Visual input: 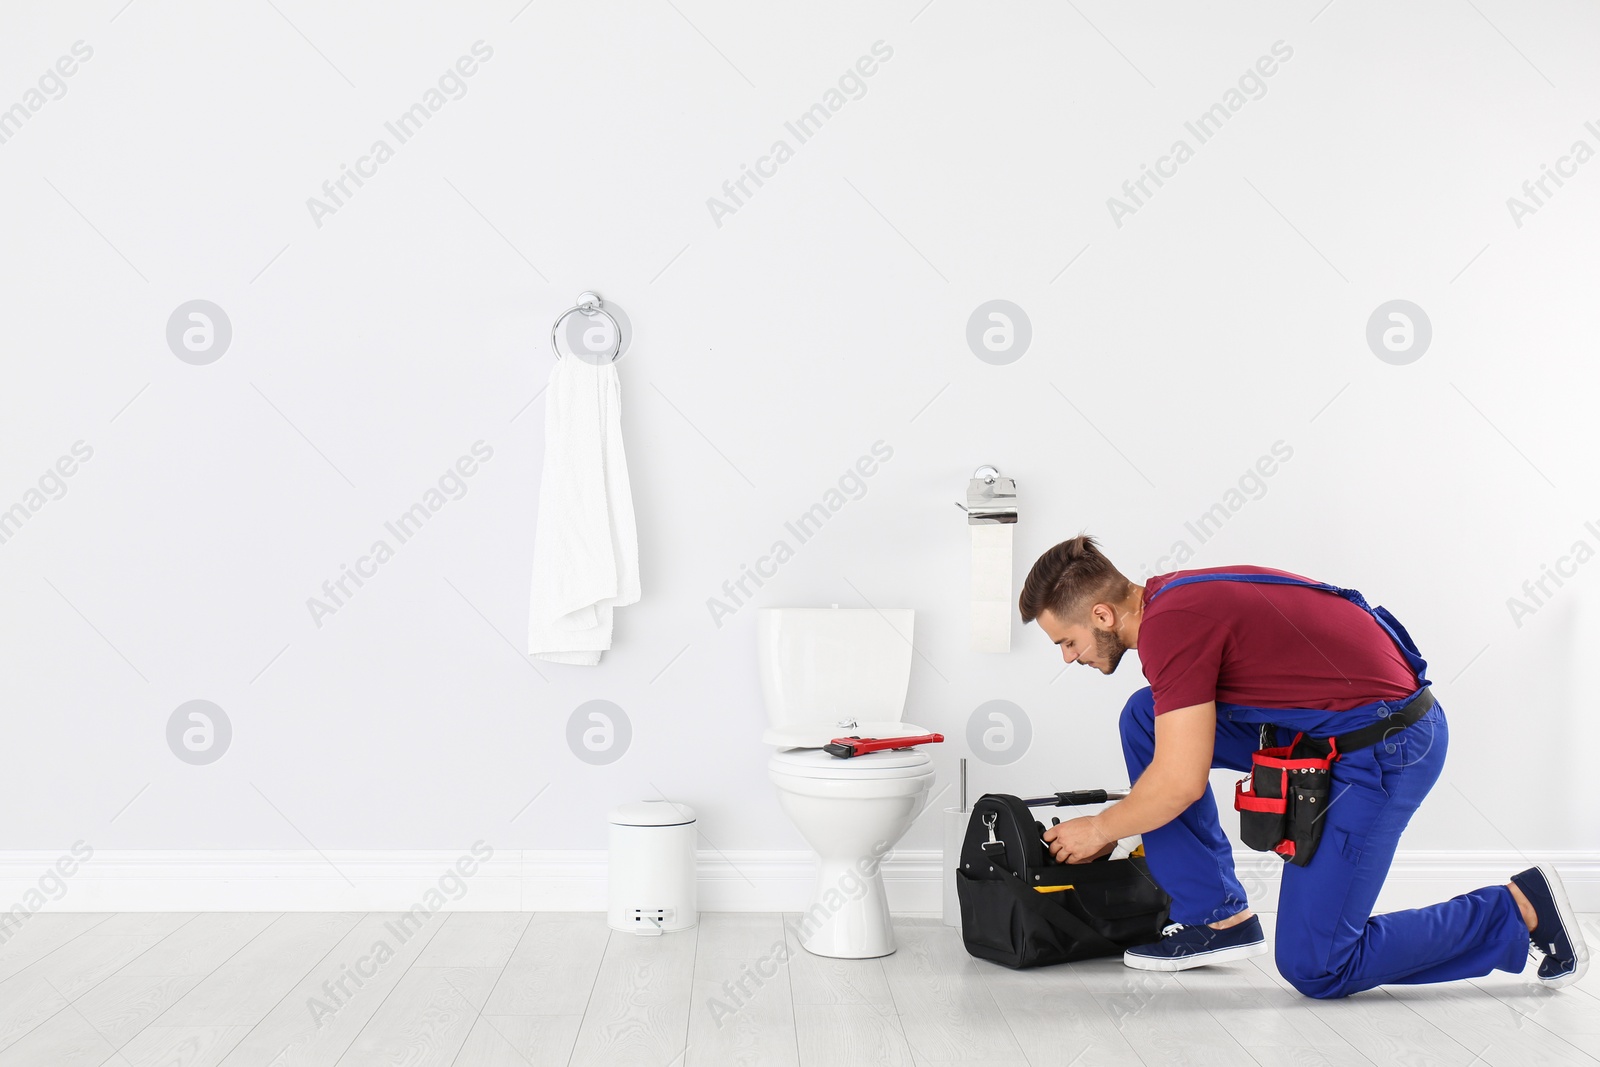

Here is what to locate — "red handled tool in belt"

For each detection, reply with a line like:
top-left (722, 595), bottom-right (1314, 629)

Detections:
top-left (823, 733), bottom-right (944, 758)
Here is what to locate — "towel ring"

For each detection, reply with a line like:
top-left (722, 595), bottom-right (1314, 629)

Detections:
top-left (551, 291), bottom-right (623, 363)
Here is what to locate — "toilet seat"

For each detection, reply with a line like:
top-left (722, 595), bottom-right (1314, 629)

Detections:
top-left (763, 720), bottom-right (933, 749)
top-left (768, 747), bottom-right (932, 780)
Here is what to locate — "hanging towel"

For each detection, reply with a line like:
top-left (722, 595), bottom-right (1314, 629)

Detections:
top-left (527, 354), bottom-right (639, 665)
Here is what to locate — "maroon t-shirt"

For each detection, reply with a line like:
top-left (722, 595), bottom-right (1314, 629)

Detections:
top-left (1138, 565), bottom-right (1419, 714)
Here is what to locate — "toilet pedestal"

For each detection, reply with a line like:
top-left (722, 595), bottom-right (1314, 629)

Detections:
top-left (793, 855), bottom-right (898, 959)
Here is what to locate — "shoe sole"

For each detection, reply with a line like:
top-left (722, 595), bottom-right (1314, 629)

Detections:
top-left (1531, 863), bottom-right (1590, 989)
top-left (1123, 938), bottom-right (1269, 972)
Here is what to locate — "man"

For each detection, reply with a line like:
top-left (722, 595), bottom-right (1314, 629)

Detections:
top-left (1023, 535), bottom-right (1588, 998)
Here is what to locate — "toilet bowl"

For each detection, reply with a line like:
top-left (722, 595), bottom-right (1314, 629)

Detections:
top-left (757, 607), bottom-right (936, 959)
top-left (768, 748), bottom-right (933, 958)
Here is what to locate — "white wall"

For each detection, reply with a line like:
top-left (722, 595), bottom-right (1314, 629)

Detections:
top-left (2, 0), bottom-right (1597, 898)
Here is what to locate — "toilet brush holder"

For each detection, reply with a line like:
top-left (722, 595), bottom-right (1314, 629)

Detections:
top-left (943, 805), bottom-right (967, 927)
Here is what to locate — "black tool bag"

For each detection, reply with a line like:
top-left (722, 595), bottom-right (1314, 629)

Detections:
top-left (955, 793), bottom-right (1171, 969)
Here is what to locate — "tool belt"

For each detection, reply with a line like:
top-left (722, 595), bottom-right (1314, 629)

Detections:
top-left (1233, 687), bottom-right (1436, 867)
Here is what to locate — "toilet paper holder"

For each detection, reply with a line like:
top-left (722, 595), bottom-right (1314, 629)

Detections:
top-left (955, 465), bottom-right (1017, 524)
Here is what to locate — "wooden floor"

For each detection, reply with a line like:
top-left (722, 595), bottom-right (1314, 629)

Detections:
top-left (0, 910), bottom-right (1593, 1066)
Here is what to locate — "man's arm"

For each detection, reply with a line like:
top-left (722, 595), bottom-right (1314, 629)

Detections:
top-left (1044, 701), bottom-right (1216, 862)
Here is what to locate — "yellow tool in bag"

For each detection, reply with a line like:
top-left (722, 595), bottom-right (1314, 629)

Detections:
top-left (1032, 844), bottom-right (1143, 891)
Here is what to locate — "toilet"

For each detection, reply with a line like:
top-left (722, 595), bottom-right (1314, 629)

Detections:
top-left (758, 607), bottom-right (936, 959)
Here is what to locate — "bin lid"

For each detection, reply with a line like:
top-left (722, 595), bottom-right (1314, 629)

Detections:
top-left (609, 801), bottom-right (696, 827)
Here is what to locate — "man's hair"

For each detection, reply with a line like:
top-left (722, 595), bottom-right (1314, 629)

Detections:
top-left (1018, 534), bottom-right (1133, 624)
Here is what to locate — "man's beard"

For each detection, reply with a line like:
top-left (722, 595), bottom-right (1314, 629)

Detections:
top-left (1093, 626), bottom-right (1128, 672)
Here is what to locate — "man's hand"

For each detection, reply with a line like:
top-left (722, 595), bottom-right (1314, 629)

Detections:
top-left (1042, 815), bottom-right (1115, 864)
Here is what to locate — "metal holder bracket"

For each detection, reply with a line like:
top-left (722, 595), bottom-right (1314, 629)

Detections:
top-left (551, 290), bottom-right (623, 362)
top-left (955, 465), bottom-right (1018, 525)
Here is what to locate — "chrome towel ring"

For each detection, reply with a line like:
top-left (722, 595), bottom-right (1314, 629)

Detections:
top-left (551, 291), bottom-right (623, 363)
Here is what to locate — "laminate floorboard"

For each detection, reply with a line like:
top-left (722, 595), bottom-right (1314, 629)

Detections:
top-left (0, 910), bottom-right (1581, 1067)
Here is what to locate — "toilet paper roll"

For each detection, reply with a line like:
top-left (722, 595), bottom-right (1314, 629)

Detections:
top-left (970, 523), bottom-right (1013, 653)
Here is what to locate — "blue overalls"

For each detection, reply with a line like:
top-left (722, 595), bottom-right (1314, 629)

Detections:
top-left (1118, 572), bottom-right (1529, 998)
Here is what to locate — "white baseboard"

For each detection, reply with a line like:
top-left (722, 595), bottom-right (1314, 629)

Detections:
top-left (0, 849), bottom-right (1594, 915)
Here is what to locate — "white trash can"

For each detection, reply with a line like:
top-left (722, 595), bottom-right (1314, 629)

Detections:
top-left (607, 801), bottom-right (698, 935)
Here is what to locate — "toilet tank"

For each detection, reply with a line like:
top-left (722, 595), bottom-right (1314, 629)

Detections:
top-left (757, 608), bottom-right (914, 730)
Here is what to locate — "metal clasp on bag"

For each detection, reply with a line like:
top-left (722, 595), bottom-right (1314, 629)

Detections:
top-left (979, 811), bottom-right (1006, 858)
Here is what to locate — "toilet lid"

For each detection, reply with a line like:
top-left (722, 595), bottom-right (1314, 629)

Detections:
top-left (769, 747), bottom-right (933, 780)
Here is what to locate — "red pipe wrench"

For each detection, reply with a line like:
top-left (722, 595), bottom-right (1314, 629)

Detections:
top-left (823, 733), bottom-right (945, 759)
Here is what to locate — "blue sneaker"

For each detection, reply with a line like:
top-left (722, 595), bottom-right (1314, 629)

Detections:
top-left (1124, 914), bottom-right (1269, 972)
top-left (1511, 864), bottom-right (1590, 988)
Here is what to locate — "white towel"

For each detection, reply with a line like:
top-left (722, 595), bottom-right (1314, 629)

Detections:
top-left (527, 355), bottom-right (640, 665)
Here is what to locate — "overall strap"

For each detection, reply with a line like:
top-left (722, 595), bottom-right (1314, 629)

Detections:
top-left (1146, 571), bottom-right (1353, 602)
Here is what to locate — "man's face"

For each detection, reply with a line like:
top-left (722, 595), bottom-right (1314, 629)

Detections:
top-left (1036, 606), bottom-right (1129, 674)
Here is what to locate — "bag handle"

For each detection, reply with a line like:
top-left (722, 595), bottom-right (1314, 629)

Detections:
top-left (991, 871), bottom-right (1125, 956)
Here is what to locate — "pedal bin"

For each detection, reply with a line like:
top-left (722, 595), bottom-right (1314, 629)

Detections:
top-left (607, 801), bottom-right (698, 935)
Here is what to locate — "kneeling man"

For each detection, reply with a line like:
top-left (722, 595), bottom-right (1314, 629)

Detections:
top-left (1026, 535), bottom-right (1587, 998)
